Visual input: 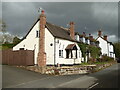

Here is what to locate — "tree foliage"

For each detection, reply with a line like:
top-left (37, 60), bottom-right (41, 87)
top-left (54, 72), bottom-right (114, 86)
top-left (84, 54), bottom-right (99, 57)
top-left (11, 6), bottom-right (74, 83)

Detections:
top-left (88, 45), bottom-right (101, 58)
top-left (78, 43), bottom-right (101, 59)
top-left (0, 20), bottom-right (6, 33)
top-left (78, 43), bottom-right (87, 57)
top-left (114, 42), bottom-right (120, 58)
top-left (13, 36), bottom-right (21, 45)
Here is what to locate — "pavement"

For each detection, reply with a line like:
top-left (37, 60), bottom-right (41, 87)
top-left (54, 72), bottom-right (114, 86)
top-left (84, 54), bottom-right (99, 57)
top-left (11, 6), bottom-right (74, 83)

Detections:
top-left (2, 63), bottom-right (120, 89)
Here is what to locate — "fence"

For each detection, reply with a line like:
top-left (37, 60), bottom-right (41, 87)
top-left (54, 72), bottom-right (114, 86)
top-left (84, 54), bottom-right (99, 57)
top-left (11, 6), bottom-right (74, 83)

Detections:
top-left (1, 49), bottom-right (34, 66)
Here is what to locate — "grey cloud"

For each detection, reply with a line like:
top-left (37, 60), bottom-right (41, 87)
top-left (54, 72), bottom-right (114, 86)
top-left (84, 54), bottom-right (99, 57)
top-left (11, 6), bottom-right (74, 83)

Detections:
top-left (2, 2), bottom-right (118, 42)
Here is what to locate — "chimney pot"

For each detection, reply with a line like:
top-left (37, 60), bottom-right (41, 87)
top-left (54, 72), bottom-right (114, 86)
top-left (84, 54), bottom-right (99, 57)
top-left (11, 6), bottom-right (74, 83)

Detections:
top-left (70, 21), bottom-right (74, 25)
top-left (98, 30), bottom-right (102, 37)
top-left (41, 10), bottom-right (44, 14)
top-left (104, 35), bottom-right (107, 41)
top-left (83, 32), bottom-right (86, 37)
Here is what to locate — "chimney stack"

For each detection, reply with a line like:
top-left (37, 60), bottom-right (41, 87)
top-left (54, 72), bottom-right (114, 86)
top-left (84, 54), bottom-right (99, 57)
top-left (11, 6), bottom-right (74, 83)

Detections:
top-left (69, 21), bottom-right (75, 40)
top-left (104, 35), bottom-right (107, 41)
top-left (37, 10), bottom-right (46, 67)
top-left (98, 30), bottom-right (102, 37)
top-left (83, 32), bottom-right (86, 37)
top-left (89, 34), bottom-right (91, 36)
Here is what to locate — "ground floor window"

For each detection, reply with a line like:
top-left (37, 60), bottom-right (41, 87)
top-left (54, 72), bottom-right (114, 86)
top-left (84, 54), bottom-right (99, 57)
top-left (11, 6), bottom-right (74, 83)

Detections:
top-left (110, 52), bottom-right (113, 57)
top-left (59, 50), bottom-right (63, 58)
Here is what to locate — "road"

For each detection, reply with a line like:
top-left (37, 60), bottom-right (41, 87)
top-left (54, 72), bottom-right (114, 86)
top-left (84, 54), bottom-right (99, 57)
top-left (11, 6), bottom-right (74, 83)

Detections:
top-left (2, 63), bottom-right (119, 89)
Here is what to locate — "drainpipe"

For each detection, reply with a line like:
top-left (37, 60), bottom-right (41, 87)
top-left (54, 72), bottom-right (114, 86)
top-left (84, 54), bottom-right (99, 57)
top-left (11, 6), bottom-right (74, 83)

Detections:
top-left (54, 37), bottom-right (56, 66)
top-left (107, 43), bottom-right (109, 57)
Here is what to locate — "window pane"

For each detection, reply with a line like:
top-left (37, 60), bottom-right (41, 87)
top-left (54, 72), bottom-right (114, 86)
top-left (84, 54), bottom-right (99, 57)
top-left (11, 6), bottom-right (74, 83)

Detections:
top-left (36, 31), bottom-right (39, 37)
top-left (59, 50), bottom-right (63, 58)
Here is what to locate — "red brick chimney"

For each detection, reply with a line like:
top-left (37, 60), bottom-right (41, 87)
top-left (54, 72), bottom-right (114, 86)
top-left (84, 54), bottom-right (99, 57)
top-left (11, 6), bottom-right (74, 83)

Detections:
top-left (98, 30), bottom-right (102, 37)
top-left (37, 10), bottom-right (46, 67)
top-left (104, 35), bottom-right (107, 41)
top-left (69, 22), bottom-right (75, 40)
top-left (89, 34), bottom-right (91, 36)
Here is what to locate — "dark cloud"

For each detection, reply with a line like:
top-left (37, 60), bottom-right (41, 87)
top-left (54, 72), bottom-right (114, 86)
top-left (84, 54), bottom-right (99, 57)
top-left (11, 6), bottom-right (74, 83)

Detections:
top-left (2, 2), bottom-right (118, 42)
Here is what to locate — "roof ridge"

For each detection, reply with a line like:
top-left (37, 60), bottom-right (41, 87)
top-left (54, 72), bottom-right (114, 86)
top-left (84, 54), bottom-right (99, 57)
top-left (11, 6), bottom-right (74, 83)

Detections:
top-left (46, 22), bottom-right (69, 32)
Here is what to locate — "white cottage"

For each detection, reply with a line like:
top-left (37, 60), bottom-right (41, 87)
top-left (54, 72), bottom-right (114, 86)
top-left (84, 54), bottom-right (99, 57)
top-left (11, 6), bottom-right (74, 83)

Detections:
top-left (13, 10), bottom-right (83, 66)
top-left (96, 30), bottom-right (115, 59)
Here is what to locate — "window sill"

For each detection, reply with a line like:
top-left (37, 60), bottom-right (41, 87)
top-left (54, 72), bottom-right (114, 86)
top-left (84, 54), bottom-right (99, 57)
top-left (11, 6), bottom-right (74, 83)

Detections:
top-left (65, 58), bottom-right (77, 59)
top-left (59, 57), bottom-right (64, 58)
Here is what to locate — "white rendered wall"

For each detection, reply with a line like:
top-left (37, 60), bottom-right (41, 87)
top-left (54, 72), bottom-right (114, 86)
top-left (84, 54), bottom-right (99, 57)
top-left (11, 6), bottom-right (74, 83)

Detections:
top-left (79, 37), bottom-right (85, 43)
top-left (75, 35), bottom-right (80, 41)
top-left (108, 43), bottom-right (114, 58)
top-left (55, 38), bottom-right (82, 65)
top-left (85, 39), bottom-right (90, 45)
top-left (97, 37), bottom-right (108, 56)
top-left (45, 28), bottom-right (54, 65)
top-left (82, 37), bottom-right (86, 43)
top-left (87, 39), bottom-right (90, 45)
top-left (13, 21), bottom-right (40, 64)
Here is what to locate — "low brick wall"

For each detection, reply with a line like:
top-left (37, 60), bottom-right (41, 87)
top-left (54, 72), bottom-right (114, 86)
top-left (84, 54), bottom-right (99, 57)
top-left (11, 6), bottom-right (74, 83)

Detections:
top-left (45, 66), bottom-right (90, 75)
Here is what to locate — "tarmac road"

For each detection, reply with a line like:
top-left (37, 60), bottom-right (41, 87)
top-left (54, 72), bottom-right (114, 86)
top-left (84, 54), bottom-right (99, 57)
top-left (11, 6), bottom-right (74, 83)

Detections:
top-left (2, 63), bottom-right (119, 89)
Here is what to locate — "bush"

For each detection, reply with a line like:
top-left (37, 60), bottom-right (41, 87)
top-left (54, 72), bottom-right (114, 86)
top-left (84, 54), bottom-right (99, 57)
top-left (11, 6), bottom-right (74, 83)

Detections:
top-left (97, 58), bottom-right (102, 62)
top-left (2, 44), bottom-right (15, 49)
top-left (101, 55), bottom-right (114, 62)
top-left (88, 57), bottom-right (96, 64)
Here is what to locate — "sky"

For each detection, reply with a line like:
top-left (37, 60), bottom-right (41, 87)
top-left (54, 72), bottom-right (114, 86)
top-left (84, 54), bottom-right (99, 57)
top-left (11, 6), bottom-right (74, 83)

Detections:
top-left (1, 2), bottom-right (119, 42)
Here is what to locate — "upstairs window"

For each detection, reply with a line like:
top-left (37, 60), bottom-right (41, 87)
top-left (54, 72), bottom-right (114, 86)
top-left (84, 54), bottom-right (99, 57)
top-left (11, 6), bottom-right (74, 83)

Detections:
top-left (36, 31), bottom-right (39, 38)
top-left (59, 50), bottom-right (63, 58)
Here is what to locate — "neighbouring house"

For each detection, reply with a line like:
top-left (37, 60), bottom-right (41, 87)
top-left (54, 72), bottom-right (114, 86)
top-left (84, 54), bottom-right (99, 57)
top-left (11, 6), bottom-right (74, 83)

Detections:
top-left (96, 30), bottom-right (115, 59)
top-left (75, 32), bottom-right (90, 45)
top-left (13, 10), bottom-right (83, 66)
top-left (89, 34), bottom-right (99, 47)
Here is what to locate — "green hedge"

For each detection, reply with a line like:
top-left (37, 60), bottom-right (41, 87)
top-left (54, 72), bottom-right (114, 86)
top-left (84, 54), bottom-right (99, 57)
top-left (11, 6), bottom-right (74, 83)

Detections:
top-left (1, 44), bottom-right (16, 50)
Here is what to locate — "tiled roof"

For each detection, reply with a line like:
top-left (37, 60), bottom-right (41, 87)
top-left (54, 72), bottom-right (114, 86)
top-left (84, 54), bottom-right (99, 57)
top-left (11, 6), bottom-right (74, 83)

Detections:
top-left (22, 19), bottom-right (77, 42)
top-left (46, 22), bottom-right (76, 42)
top-left (65, 44), bottom-right (76, 50)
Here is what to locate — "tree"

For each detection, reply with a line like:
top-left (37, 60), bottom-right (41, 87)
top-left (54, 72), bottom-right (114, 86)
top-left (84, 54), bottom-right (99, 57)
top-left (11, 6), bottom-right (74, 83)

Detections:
top-left (0, 20), bottom-right (7, 44)
top-left (114, 42), bottom-right (120, 58)
top-left (13, 36), bottom-right (21, 45)
top-left (0, 20), bottom-right (6, 33)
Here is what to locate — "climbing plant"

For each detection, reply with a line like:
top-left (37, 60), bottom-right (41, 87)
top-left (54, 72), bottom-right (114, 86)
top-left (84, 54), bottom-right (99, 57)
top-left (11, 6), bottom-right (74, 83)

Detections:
top-left (78, 43), bottom-right (87, 58)
top-left (88, 45), bottom-right (101, 59)
top-left (78, 43), bottom-right (101, 59)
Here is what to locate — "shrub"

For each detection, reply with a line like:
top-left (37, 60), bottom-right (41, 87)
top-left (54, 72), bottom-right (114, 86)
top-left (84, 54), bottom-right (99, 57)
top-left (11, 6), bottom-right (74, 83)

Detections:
top-left (101, 55), bottom-right (114, 62)
top-left (88, 57), bottom-right (96, 64)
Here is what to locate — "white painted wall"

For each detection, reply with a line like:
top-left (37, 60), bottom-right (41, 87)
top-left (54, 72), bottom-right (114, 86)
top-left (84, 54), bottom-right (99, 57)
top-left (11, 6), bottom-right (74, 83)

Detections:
top-left (108, 43), bottom-right (114, 58)
top-left (97, 37), bottom-right (109, 56)
top-left (86, 39), bottom-right (90, 45)
top-left (75, 35), bottom-right (80, 41)
top-left (80, 37), bottom-right (85, 43)
top-left (55, 38), bottom-right (82, 65)
top-left (13, 21), bottom-right (40, 64)
top-left (45, 28), bottom-right (54, 65)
